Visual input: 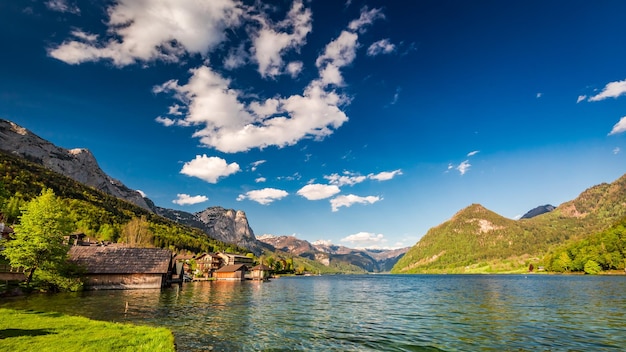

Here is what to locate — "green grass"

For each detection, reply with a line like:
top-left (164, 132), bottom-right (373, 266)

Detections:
top-left (0, 308), bottom-right (175, 352)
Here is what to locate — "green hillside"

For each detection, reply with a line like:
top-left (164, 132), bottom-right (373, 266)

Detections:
top-left (392, 174), bottom-right (626, 274)
top-left (0, 150), bottom-right (248, 255)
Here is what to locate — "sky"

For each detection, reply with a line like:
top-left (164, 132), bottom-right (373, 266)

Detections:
top-left (1, 0), bottom-right (626, 250)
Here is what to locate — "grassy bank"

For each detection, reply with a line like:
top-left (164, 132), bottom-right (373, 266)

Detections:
top-left (0, 308), bottom-right (175, 352)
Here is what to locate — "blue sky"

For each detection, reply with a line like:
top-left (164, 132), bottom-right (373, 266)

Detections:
top-left (1, 0), bottom-right (626, 249)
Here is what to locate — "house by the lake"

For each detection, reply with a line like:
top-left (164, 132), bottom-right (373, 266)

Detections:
top-left (214, 264), bottom-right (247, 281)
top-left (250, 264), bottom-right (272, 281)
top-left (218, 252), bottom-right (254, 266)
top-left (68, 246), bottom-right (180, 290)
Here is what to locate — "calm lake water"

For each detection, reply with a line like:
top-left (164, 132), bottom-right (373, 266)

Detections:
top-left (2, 274), bottom-right (625, 351)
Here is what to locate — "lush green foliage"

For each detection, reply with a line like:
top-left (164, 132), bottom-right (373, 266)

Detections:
top-left (2, 189), bottom-right (73, 284)
top-left (543, 217), bottom-right (626, 273)
top-left (0, 308), bottom-right (175, 352)
top-left (392, 174), bottom-right (626, 274)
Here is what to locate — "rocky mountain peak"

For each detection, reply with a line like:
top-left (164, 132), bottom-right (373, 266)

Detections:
top-left (0, 118), bottom-right (151, 211)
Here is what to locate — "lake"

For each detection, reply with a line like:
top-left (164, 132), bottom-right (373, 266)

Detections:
top-left (2, 274), bottom-right (625, 351)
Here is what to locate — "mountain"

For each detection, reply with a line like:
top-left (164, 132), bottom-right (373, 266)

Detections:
top-left (257, 235), bottom-right (409, 272)
top-left (0, 119), bottom-right (152, 211)
top-left (520, 204), bottom-right (555, 219)
top-left (0, 118), bottom-right (266, 253)
top-left (392, 174), bottom-right (626, 274)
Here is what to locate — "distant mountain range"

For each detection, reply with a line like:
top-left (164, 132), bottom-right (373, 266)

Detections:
top-left (392, 174), bottom-right (626, 273)
top-left (257, 235), bottom-right (409, 272)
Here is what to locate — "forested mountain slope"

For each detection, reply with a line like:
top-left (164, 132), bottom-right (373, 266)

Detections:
top-left (392, 174), bottom-right (626, 273)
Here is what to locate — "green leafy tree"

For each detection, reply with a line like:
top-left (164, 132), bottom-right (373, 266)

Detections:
top-left (2, 189), bottom-right (73, 285)
top-left (584, 260), bottom-right (602, 275)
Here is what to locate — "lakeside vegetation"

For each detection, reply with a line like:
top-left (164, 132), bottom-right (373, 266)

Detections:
top-left (0, 308), bottom-right (175, 352)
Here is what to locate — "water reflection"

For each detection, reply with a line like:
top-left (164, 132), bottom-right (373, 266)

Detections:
top-left (1, 275), bottom-right (625, 351)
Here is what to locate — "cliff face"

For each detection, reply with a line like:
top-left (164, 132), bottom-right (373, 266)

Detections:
top-left (153, 205), bottom-right (263, 255)
top-left (196, 207), bottom-right (262, 254)
top-left (0, 119), bottom-right (151, 211)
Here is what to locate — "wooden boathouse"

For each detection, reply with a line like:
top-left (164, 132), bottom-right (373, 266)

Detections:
top-left (68, 246), bottom-right (180, 290)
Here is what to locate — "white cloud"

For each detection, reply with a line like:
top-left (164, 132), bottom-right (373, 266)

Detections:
top-left (155, 64), bottom-right (350, 153)
top-left (467, 150), bottom-right (479, 157)
top-left (49, 0), bottom-right (243, 65)
top-left (155, 116), bottom-right (176, 127)
top-left (180, 155), bottom-right (240, 183)
top-left (223, 44), bottom-right (248, 70)
top-left (340, 231), bottom-right (386, 248)
top-left (286, 61), bottom-right (304, 78)
top-left (251, 0), bottom-right (312, 78)
top-left (172, 194), bottom-right (209, 205)
top-left (330, 194), bottom-right (380, 212)
top-left (53, 2), bottom-right (381, 154)
top-left (324, 172), bottom-right (367, 186)
top-left (536, 92), bottom-right (542, 98)
top-left (368, 169), bottom-right (403, 181)
top-left (347, 7), bottom-right (385, 33)
top-left (608, 116), bottom-right (626, 135)
top-left (297, 184), bottom-right (341, 200)
top-left (457, 160), bottom-right (471, 175)
top-left (237, 188), bottom-right (288, 205)
top-left (70, 30), bottom-right (97, 42)
top-left (576, 95), bottom-right (587, 103)
top-left (255, 177), bottom-right (267, 183)
top-left (137, 190), bottom-right (146, 197)
top-left (46, 0), bottom-right (80, 14)
top-left (588, 79), bottom-right (626, 102)
top-left (367, 39), bottom-right (395, 56)
top-left (613, 147), bottom-right (621, 155)
top-left (250, 160), bottom-right (266, 171)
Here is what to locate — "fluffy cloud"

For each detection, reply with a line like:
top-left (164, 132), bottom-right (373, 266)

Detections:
top-left (577, 95), bottom-right (587, 103)
top-left (467, 150), bottom-right (479, 157)
top-left (367, 39), bottom-right (395, 56)
top-left (330, 194), bottom-right (380, 212)
top-left (613, 147), bottom-right (621, 155)
top-left (180, 155), bottom-right (240, 183)
top-left (51, 3), bottom-right (383, 154)
top-left (297, 184), bottom-right (341, 200)
top-left (588, 79), bottom-right (626, 102)
top-left (237, 188), bottom-right (288, 205)
top-left (368, 169), bottom-right (403, 181)
top-left (49, 0), bottom-right (242, 65)
top-left (340, 231), bottom-right (386, 248)
top-left (608, 116), bottom-right (626, 135)
top-left (457, 160), bottom-right (471, 175)
top-left (251, 0), bottom-right (312, 78)
top-left (255, 177), bottom-right (267, 183)
top-left (172, 194), bottom-right (209, 205)
top-left (154, 64), bottom-right (350, 153)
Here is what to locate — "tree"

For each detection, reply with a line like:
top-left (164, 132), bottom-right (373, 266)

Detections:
top-left (584, 260), bottom-right (602, 275)
top-left (2, 189), bottom-right (73, 285)
top-left (120, 216), bottom-right (153, 247)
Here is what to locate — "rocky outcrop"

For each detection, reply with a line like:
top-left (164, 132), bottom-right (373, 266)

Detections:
top-left (0, 119), bottom-right (151, 211)
top-left (155, 205), bottom-right (265, 255)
